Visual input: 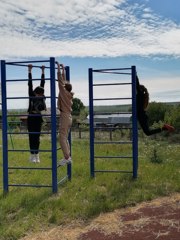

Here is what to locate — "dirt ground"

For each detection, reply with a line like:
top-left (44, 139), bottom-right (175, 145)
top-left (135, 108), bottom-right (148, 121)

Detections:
top-left (21, 193), bottom-right (180, 240)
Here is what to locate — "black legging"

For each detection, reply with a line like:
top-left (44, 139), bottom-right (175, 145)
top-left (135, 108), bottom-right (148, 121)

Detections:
top-left (138, 110), bottom-right (162, 136)
top-left (27, 115), bottom-right (43, 154)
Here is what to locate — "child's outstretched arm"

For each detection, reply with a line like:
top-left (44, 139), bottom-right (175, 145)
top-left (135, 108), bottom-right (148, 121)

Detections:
top-left (28, 64), bottom-right (33, 96)
top-left (40, 65), bottom-right (45, 88)
top-left (60, 64), bottom-right (66, 82)
top-left (57, 62), bottom-right (66, 90)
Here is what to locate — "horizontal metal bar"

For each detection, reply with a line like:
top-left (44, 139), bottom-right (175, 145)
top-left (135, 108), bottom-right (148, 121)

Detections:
top-left (93, 83), bottom-right (131, 86)
top-left (94, 67), bottom-right (131, 71)
top-left (94, 156), bottom-right (132, 159)
top-left (8, 149), bottom-right (52, 152)
top-left (94, 127), bottom-right (132, 130)
top-left (8, 166), bottom-right (52, 170)
top-left (8, 184), bottom-right (52, 188)
top-left (6, 78), bottom-right (51, 82)
top-left (7, 131), bottom-right (55, 135)
top-left (6, 64), bottom-right (50, 69)
top-left (5, 62), bottom-right (59, 70)
top-left (94, 141), bottom-right (132, 144)
top-left (7, 132), bottom-right (52, 135)
top-left (94, 111), bottom-right (132, 115)
top-left (6, 96), bottom-right (51, 100)
top-left (6, 60), bottom-right (50, 64)
top-left (93, 97), bottom-right (132, 101)
top-left (6, 61), bottom-right (52, 69)
top-left (57, 175), bottom-right (68, 185)
top-left (7, 113), bottom-right (56, 117)
top-left (94, 170), bottom-right (133, 173)
top-left (93, 71), bottom-right (131, 75)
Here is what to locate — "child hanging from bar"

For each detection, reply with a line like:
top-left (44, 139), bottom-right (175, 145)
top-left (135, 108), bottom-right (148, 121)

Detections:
top-left (27, 64), bottom-right (46, 163)
top-left (136, 75), bottom-right (175, 135)
top-left (57, 62), bottom-right (74, 166)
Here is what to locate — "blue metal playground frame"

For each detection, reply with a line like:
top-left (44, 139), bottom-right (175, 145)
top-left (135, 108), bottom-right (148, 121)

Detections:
top-left (0, 57), bottom-right (71, 193)
top-left (89, 66), bottom-right (138, 178)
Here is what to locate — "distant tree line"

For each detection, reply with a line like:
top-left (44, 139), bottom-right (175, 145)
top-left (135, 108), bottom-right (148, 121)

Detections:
top-left (1, 100), bottom-right (180, 133)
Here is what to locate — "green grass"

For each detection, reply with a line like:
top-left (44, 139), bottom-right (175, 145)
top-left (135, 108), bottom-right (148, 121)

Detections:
top-left (0, 134), bottom-right (180, 240)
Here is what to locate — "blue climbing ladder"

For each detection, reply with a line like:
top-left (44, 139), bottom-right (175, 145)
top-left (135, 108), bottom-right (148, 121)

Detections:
top-left (1, 57), bottom-right (71, 193)
top-left (89, 66), bottom-right (138, 178)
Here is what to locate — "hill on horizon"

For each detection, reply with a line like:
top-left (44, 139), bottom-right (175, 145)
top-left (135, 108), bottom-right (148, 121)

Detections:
top-left (85, 101), bottom-right (180, 113)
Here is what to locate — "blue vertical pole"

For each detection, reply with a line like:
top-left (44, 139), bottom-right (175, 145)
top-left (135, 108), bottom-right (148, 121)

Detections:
top-left (1, 60), bottom-right (9, 192)
top-left (65, 66), bottom-right (72, 180)
top-left (131, 66), bottom-right (138, 178)
top-left (50, 57), bottom-right (58, 193)
top-left (89, 68), bottom-right (95, 177)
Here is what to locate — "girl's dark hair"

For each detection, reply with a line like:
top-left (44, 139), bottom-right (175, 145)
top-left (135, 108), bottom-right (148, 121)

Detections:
top-left (139, 84), bottom-right (149, 110)
top-left (34, 86), bottom-right (44, 95)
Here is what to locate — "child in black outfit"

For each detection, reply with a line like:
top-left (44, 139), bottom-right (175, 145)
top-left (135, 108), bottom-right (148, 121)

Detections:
top-left (27, 64), bottom-right (46, 163)
top-left (136, 75), bottom-right (174, 136)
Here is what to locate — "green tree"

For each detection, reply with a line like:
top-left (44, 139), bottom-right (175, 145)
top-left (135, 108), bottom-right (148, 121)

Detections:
top-left (164, 104), bottom-right (180, 131)
top-left (72, 97), bottom-right (85, 116)
top-left (147, 102), bottom-right (171, 125)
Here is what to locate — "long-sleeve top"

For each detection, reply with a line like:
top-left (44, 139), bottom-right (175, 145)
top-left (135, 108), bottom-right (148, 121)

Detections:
top-left (27, 72), bottom-right (45, 113)
top-left (57, 70), bottom-right (73, 114)
top-left (136, 76), bottom-right (148, 113)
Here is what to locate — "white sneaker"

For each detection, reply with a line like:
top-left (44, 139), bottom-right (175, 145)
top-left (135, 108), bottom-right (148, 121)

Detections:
top-left (35, 154), bottom-right (40, 163)
top-left (59, 157), bottom-right (72, 166)
top-left (29, 154), bottom-right (36, 163)
top-left (59, 159), bottom-right (67, 166)
top-left (66, 157), bottom-right (72, 164)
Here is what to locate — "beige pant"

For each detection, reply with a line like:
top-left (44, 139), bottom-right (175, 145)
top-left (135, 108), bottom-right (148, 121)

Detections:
top-left (59, 112), bottom-right (72, 159)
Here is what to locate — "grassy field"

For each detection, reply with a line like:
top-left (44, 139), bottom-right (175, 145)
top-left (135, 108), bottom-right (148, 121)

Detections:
top-left (0, 132), bottom-right (180, 240)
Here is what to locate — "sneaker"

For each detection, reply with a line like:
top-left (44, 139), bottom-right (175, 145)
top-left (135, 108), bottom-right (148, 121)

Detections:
top-left (66, 157), bottom-right (72, 164)
top-left (163, 124), bottom-right (175, 132)
top-left (35, 154), bottom-right (40, 163)
top-left (29, 154), bottom-right (36, 163)
top-left (59, 159), bottom-right (67, 166)
top-left (59, 157), bottom-right (72, 166)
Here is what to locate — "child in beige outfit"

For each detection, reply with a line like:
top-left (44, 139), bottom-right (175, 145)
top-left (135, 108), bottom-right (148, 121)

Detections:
top-left (57, 63), bottom-right (74, 166)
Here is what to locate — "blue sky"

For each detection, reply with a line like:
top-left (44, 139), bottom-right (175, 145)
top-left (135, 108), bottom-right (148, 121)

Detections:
top-left (0, 0), bottom-right (180, 108)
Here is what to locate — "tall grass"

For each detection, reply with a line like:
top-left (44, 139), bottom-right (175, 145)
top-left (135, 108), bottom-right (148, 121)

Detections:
top-left (0, 133), bottom-right (179, 240)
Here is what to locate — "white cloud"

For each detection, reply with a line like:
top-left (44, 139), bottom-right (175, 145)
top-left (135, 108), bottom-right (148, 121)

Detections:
top-left (0, 0), bottom-right (180, 59)
top-left (0, 0), bottom-right (179, 109)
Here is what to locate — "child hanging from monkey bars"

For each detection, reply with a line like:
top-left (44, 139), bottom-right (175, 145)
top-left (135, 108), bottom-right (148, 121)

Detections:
top-left (56, 62), bottom-right (74, 166)
top-left (136, 75), bottom-right (175, 135)
top-left (27, 64), bottom-right (46, 163)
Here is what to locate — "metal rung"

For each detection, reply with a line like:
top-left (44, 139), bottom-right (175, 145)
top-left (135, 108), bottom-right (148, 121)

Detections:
top-left (8, 166), bottom-right (52, 170)
top-left (7, 113), bottom-right (54, 117)
top-left (93, 97), bottom-right (132, 101)
top-left (94, 141), bottom-right (132, 144)
top-left (94, 127), bottom-right (132, 130)
top-left (94, 112), bottom-right (132, 115)
top-left (93, 67), bottom-right (131, 71)
top-left (7, 96), bottom-right (51, 99)
top-left (57, 175), bottom-right (68, 185)
top-left (8, 184), bottom-right (52, 188)
top-left (94, 156), bottom-right (132, 159)
top-left (6, 60), bottom-right (50, 64)
top-left (8, 131), bottom-right (52, 135)
top-left (8, 149), bottom-right (52, 152)
top-left (94, 170), bottom-right (132, 173)
top-left (93, 83), bottom-right (131, 86)
top-left (6, 78), bottom-right (51, 82)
